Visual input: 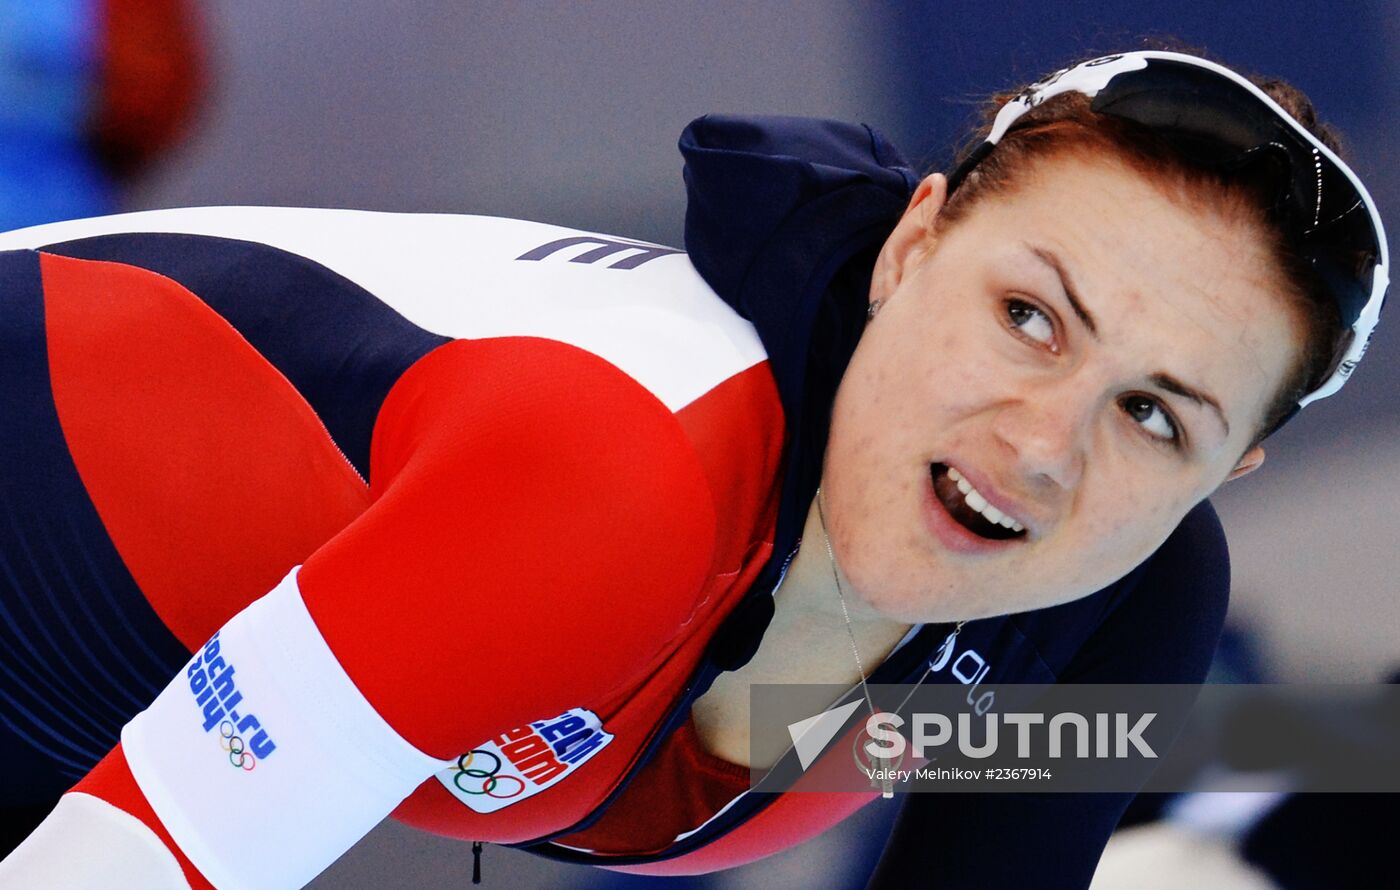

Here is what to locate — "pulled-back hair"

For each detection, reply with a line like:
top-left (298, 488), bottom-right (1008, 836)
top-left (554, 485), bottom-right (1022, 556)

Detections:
top-left (939, 58), bottom-right (1346, 447)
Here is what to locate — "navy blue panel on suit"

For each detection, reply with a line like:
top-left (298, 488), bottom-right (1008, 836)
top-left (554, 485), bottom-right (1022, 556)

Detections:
top-left (39, 233), bottom-right (451, 480)
top-left (0, 249), bottom-right (192, 804)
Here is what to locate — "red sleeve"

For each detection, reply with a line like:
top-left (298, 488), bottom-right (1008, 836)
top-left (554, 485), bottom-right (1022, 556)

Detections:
top-left (66, 335), bottom-right (718, 888)
top-left (299, 335), bottom-right (719, 757)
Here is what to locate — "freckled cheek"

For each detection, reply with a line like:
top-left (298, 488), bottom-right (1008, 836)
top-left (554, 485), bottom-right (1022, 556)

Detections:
top-left (874, 305), bottom-right (993, 393)
top-left (832, 379), bottom-right (891, 460)
top-left (896, 347), bottom-right (996, 420)
top-left (836, 315), bottom-right (1004, 481)
top-left (940, 322), bottom-right (1016, 397)
top-left (1071, 482), bottom-right (1149, 542)
top-left (1073, 488), bottom-right (1188, 579)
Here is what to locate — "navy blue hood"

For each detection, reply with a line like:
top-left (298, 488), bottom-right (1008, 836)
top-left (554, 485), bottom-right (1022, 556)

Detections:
top-left (679, 115), bottom-right (919, 669)
top-left (681, 114), bottom-right (918, 407)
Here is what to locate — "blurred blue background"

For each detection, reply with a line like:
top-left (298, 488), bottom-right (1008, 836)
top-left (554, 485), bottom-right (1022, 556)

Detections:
top-left (6, 1), bottom-right (1394, 887)
top-left (0, 0), bottom-right (112, 229)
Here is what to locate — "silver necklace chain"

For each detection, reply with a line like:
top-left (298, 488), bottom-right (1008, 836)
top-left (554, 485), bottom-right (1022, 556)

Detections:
top-left (816, 488), bottom-right (879, 719)
top-left (815, 487), bottom-right (965, 797)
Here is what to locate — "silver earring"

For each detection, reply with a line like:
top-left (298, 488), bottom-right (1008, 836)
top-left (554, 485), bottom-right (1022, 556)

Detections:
top-left (867, 299), bottom-right (883, 321)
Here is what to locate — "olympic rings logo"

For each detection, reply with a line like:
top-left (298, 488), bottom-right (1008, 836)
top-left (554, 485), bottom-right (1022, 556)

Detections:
top-left (451, 749), bottom-right (524, 799)
top-left (220, 720), bottom-right (257, 771)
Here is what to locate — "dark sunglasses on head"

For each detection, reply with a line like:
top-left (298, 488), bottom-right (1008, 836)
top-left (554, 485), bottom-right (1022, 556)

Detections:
top-left (948, 51), bottom-right (1389, 410)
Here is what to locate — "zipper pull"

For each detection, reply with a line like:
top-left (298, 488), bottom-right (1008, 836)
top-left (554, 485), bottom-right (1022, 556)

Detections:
top-left (472, 840), bottom-right (484, 884)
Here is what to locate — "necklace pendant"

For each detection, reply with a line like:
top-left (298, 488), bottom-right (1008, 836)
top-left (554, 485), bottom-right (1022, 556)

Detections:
top-left (871, 754), bottom-right (896, 799)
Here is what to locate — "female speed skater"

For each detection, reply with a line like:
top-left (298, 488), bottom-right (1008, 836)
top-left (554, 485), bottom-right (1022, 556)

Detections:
top-left (0, 49), bottom-right (1387, 888)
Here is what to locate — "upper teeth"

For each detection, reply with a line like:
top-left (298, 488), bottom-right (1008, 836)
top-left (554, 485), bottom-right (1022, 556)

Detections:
top-left (947, 467), bottom-right (1025, 533)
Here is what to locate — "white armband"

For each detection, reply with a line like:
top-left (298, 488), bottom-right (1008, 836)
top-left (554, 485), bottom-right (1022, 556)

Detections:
top-left (122, 566), bottom-right (452, 890)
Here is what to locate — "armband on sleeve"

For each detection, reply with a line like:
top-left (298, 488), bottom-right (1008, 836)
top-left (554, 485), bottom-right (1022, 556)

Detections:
top-left (116, 566), bottom-right (449, 890)
top-left (54, 336), bottom-right (715, 889)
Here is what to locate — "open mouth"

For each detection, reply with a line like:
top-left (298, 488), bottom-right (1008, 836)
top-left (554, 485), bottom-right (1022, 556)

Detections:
top-left (929, 463), bottom-right (1027, 542)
